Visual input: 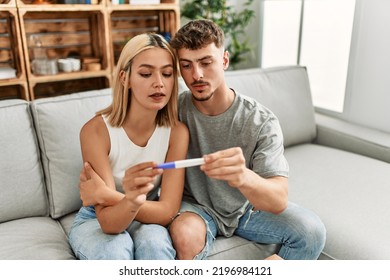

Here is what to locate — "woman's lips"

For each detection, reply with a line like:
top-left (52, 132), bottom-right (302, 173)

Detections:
top-left (149, 92), bottom-right (166, 101)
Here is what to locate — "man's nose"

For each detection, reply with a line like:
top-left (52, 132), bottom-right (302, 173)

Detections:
top-left (193, 66), bottom-right (204, 81)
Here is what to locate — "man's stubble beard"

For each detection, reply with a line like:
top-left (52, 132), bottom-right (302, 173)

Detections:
top-left (192, 90), bottom-right (214, 102)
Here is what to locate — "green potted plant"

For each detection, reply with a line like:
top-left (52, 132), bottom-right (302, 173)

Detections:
top-left (180, 0), bottom-right (255, 69)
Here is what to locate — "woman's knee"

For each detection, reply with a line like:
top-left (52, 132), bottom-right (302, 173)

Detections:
top-left (130, 223), bottom-right (175, 260)
top-left (70, 224), bottom-right (134, 260)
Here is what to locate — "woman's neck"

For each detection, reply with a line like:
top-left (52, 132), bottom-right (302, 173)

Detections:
top-left (122, 107), bottom-right (158, 147)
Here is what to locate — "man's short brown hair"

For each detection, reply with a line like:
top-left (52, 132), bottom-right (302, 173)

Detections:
top-left (170, 19), bottom-right (225, 51)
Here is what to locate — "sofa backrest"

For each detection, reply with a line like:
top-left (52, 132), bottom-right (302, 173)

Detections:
top-left (0, 99), bottom-right (48, 223)
top-left (225, 66), bottom-right (316, 147)
top-left (179, 65), bottom-right (317, 148)
top-left (30, 89), bottom-right (112, 218)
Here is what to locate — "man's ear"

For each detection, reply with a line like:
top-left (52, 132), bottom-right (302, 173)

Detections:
top-left (120, 70), bottom-right (129, 87)
top-left (223, 51), bottom-right (230, 70)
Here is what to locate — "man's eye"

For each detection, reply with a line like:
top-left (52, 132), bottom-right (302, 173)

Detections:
top-left (201, 61), bottom-right (212, 67)
top-left (180, 64), bottom-right (191, 69)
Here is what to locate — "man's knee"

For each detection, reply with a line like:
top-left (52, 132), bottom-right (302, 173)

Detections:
top-left (169, 212), bottom-right (207, 259)
top-left (293, 210), bottom-right (327, 259)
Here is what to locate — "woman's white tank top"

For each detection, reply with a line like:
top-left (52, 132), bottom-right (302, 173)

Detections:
top-left (102, 116), bottom-right (171, 197)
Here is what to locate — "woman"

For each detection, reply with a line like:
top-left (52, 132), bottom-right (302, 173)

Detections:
top-left (69, 33), bottom-right (189, 260)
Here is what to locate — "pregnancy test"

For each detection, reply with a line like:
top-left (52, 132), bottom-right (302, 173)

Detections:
top-left (156, 158), bottom-right (205, 169)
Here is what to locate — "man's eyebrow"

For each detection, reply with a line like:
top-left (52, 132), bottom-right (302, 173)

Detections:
top-left (179, 56), bottom-right (214, 63)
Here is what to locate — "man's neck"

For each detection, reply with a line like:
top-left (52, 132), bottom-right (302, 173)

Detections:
top-left (193, 86), bottom-right (235, 116)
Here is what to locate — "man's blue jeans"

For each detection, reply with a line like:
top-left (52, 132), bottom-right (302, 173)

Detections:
top-left (69, 206), bottom-right (176, 260)
top-left (180, 201), bottom-right (326, 260)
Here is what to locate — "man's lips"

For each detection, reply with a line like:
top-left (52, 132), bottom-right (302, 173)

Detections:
top-left (192, 82), bottom-right (208, 91)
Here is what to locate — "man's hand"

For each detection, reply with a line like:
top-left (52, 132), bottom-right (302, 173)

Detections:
top-left (201, 147), bottom-right (248, 188)
top-left (79, 162), bottom-right (108, 206)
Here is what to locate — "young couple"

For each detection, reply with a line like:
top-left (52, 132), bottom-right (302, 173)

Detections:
top-left (68, 19), bottom-right (326, 260)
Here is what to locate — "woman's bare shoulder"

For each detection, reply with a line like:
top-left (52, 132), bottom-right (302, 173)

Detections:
top-left (81, 115), bottom-right (105, 136)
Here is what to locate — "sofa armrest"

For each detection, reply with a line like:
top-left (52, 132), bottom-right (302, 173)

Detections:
top-left (315, 113), bottom-right (390, 163)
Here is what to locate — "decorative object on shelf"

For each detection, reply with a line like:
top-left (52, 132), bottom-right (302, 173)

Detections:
top-left (85, 63), bottom-right (101, 71)
top-left (82, 57), bottom-right (101, 71)
top-left (130, 0), bottom-right (160, 5)
top-left (0, 67), bottom-right (17, 80)
top-left (58, 58), bottom-right (81, 72)
top-left (181, 0), bottom-right (255, 69)
top-left (32, 59), bottom-right (58, 76)
top-left (30, 35), bottom-right (58, 76)
top-left (58, 59), bottom-right (73, 73)
top-left (32, 0), bottom-right (52, 4)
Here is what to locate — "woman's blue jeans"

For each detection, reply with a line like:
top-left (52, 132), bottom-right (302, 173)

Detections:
top-left (180, 201), bottom-right (326, 260)
top-left (68, 206), bottom-right (176, 260)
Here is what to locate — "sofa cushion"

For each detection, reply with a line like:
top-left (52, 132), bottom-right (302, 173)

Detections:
top-left (0, 217), bottom-right (75, 259)
top-left (224, 66), bottom-right (316, 148)
top-left (58, 212), bottom-right (76, 237)
top-left (285, 144), bottom-right (390, 259)
top-left (208, 236), bottom-right (280, 260)
top-left (30, 89), bottom-right (112, 218)
top-left (0, 99), bottom-right (48, 223)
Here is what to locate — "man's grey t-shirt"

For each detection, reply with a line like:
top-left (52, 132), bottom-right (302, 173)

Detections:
top-left (178, 90), bottom-right (289, 237)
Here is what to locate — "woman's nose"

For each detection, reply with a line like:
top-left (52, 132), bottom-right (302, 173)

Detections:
top-left (153, 75), bottom-right (164, 88)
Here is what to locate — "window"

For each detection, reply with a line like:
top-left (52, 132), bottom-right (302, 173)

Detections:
top-left (261, 0), bottom-right (356, 112)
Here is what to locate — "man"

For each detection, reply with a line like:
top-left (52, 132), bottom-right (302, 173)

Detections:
top-left (167, 19), bottom-right (326, 260)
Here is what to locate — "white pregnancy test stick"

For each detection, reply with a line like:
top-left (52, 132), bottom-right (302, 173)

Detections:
top-left (156, 158), bottom-right (205, 169)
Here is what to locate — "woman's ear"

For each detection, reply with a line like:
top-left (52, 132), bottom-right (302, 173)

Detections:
top-left (119, 70), bottom-right (129, 87)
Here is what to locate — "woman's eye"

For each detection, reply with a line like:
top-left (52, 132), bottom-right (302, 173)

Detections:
top-left (140, 73), bottom-right (151, 78)
top-left (163, 72), bottom-right (173, 78)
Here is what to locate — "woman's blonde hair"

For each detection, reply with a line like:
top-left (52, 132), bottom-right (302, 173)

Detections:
top-left (98, 33), bottom-right (178, 127)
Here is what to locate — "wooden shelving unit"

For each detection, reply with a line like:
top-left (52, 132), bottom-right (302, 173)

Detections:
top-left (0, 3), bottom-right (29, 99)
top-left (0, 0), bottom-right (180, 100)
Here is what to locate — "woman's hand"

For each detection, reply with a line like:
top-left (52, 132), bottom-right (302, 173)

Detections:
top-left (121, 162), bottom-right (163, 209)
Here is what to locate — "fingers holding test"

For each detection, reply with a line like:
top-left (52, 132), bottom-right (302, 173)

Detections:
top-left (202, 147), bottom-right (245, 171)
top-left (124, 161), bottom-right (163, 178)
top-left (122, 161), bottom-right (163, 192)
top-left (201, 147), bottom-right (247, 187)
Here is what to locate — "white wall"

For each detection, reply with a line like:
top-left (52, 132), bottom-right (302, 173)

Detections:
top-left (249, 0), bottom-right (390, 133)
top-left (342, 0), bottom-right (390, 133)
